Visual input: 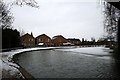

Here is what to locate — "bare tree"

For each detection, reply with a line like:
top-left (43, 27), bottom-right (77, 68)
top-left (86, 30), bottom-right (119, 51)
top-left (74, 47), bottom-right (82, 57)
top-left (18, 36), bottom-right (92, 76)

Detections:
top-left (91, 37), bottom-right (95, 42)
top-left (0, 0), bottom-right (13, 29)
top-left (18, 28), bottom-right (26, 36)
top-left (0, 0), bottom-right (39, 29)
top-left (14, 0), bottom-right (39, 8)
top-left (103, 1), bottom-right (120, 42)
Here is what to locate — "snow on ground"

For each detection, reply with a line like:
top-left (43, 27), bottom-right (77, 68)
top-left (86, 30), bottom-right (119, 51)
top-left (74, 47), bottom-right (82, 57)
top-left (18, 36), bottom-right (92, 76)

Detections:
top-left (0, 47), bottom-right (59, 78)
top-left (2, 60), bottom-right (22, 78)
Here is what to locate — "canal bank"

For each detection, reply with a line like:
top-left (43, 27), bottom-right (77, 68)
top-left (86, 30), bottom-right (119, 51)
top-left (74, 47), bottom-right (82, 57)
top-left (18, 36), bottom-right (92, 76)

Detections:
top-left (12, 47), bottom-right (120, 78)
top-left (1, 46), bottom-right (77, 79)
top-left (1, 47), bottom-right (54, 79)
top-left (2, 46), bottom-right (120, 79)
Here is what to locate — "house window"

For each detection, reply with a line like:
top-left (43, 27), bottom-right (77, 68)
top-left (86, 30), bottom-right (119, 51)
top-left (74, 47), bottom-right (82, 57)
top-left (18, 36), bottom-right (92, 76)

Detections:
top-left (39, 38), bottom-right (43, 42)
top-left (48, 39), bottom-right (50, 42)
top-left (39, 39), bottom-right (41, 42)
top-left (29, 39), bottom-right (33, 41)
top-left (31, 39), bottom-right (33, 41)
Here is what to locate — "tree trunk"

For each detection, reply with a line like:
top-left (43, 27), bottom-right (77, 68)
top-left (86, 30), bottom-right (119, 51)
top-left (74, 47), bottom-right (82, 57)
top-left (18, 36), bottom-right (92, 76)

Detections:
top-left (118, 17), bottom-right (120, 51)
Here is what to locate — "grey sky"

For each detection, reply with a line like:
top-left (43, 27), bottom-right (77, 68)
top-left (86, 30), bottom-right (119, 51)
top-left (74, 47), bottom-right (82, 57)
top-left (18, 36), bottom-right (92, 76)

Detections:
top-left (11, 0), bottom-right (104, 40)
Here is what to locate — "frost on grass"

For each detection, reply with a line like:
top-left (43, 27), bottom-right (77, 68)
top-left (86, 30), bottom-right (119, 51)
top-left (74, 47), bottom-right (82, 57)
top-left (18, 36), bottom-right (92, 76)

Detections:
top-left (2, 61), bottom-right (22, 78)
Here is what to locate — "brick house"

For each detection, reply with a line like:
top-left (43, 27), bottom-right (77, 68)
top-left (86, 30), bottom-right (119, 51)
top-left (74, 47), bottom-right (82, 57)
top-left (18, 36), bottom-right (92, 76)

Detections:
top-left (52, 35), bottom-right (68, 46)
top-left (36, 34), bottom-right (52, 46)
top-left (21, 33), bottom-right (35, 47)
top-left (67, 38), bottom-right (81, 46)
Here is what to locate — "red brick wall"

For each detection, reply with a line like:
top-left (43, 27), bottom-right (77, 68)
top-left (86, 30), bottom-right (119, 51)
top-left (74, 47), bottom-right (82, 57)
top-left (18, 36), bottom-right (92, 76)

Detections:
top-left (52, 36), bottom-right (68, 46)
top-left (21, 34), bottom-right (35, 47)
top-left (36, 34), bottom-right (52, 46)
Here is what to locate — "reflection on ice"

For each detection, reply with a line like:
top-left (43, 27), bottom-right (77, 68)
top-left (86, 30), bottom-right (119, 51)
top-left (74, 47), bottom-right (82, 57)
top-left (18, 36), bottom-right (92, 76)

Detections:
top-left (55, 47), bottom-right (113, 59)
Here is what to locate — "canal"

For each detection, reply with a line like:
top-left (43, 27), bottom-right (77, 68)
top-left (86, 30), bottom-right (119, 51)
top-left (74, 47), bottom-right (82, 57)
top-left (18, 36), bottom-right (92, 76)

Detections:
top-left (13, 47), bottom-right (120, 78)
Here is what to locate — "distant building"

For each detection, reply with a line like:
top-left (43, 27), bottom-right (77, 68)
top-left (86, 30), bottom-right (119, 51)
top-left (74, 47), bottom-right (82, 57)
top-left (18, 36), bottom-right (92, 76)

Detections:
top-left (21, 33), bottom-right (35, 47)
top-left (104, 39), bottom-right (115, 47)
top-left (21, 33), bottom-right (81, 47)
top-left (67, 38), bottom-right (81, 46)
top-left (52, 35), bottom-right (68, 46)
top-left (36, 34), bottom-right (52, 46)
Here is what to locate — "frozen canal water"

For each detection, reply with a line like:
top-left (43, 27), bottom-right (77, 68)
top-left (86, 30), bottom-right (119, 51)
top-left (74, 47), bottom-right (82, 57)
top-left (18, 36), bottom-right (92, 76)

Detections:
top-left (13, 47), bottom-right (120, 78)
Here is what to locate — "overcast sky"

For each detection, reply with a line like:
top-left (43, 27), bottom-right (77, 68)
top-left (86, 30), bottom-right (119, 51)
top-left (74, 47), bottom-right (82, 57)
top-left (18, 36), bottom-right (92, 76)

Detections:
top-left (11, 0), bottom-right (104, 40)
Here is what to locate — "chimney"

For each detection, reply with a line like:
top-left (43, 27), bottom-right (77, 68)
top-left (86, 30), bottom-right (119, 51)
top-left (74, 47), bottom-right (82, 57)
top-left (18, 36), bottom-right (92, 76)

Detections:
top-left (31, 32), bottom-right (33, 37)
